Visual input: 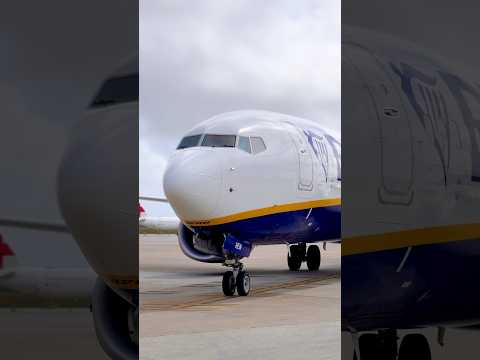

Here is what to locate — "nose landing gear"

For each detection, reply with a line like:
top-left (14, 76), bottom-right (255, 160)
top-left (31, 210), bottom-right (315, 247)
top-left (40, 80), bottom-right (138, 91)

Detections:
top-left (222, 259), bottom-right (251, 296)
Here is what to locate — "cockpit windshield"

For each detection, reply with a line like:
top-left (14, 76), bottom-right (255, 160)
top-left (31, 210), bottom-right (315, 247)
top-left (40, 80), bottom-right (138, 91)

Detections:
top-left (176, 133), bottom-right (267, 153)
top-left (177, 134), bottom-right (202, 149)
top-left (90, 74), bottom-right (138, 108)
top-left (201, 134), bottom-right (236, 148)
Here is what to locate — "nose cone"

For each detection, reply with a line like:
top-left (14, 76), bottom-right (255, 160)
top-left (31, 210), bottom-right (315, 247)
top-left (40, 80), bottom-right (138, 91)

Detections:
top-left (163, 149), bottom-right (222, 221)
top-left (58, 103), bottom-right (138, 289)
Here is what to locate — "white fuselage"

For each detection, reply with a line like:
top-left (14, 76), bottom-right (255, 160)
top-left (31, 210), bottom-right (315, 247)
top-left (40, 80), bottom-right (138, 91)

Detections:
top-left (163, 110), bottom-right (341, 229)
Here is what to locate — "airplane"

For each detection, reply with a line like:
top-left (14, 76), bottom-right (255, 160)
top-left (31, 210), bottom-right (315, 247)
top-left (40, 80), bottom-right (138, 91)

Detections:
top-left (0, 232), bottom-right (95, 305)
top-left (342, 26), bottom-right (480, 359)
top-left (140, 110), bottom-right (341, 296)
top-left (139, 196), bottom-right (180, 234)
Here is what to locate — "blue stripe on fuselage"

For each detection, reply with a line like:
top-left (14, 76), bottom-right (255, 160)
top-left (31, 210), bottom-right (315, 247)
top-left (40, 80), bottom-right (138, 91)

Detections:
top-left (342, 237), bottom-right (480, 331)
top-left (192, 204), bottom-right (341, 247)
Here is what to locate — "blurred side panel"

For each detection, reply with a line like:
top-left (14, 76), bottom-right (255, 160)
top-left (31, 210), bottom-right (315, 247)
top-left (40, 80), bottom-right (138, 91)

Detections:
top-left (342, 1), bottom-right (480, 359)
top-left (0, 1), bottom-right (138, 359)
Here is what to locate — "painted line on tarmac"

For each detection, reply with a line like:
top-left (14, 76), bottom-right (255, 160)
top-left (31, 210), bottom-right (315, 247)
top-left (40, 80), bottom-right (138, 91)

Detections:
top-left (141, 272), bottom-right (339, 311)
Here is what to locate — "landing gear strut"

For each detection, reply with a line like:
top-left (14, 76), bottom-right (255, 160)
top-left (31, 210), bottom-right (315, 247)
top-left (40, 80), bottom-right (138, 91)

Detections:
top-left (288, 244), bottom-right (321, 271)
top-left (222, 258), bottom-right (251, 296)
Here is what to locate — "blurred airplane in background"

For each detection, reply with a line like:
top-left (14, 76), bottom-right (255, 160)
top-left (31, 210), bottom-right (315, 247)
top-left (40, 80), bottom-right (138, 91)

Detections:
top-left (0, 231), bottom-right (94, 306)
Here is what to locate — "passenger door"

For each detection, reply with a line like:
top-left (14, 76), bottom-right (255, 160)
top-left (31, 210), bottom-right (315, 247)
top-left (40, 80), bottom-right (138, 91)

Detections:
top-left (283, 122), bottom-right (314, 191)
top-left (345, 44), bottom-right (414, 205)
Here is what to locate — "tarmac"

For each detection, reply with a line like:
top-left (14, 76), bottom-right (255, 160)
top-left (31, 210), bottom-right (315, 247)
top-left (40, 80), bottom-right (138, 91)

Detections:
top-left (140, 235), bottom-right (341, 360)
top-left (0, 308), bottom-right (108, 359)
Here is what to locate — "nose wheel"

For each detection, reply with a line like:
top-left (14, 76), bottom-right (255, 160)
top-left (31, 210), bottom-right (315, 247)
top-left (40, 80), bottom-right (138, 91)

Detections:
top-left (236, 270), bottom-right (251, 295)
top-left (222, 271), bottom-right (236, 296)
top-left (222, 261), bottom-right (251, 296)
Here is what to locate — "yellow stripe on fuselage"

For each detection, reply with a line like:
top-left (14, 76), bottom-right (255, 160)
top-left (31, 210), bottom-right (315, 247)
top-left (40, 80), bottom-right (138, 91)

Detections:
top-left (185, 198), bottom-right (341, 227)
top-left (342, 223), bottom-right (480, 256)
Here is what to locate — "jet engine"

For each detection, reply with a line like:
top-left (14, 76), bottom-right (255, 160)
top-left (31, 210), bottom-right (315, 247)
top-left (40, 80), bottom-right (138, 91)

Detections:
top-left (178, 224), bottom-right (224, 263)
top-left (91, 279), bottom-right (138, 359)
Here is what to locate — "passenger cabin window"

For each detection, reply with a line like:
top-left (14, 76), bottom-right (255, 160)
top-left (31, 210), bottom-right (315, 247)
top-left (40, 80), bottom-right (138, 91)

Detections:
top-left (177, 134), bottom-right (202, 149)
top-left (250, 137), bottom-right (267, 154)
top-left (90, 74), bottom-right (139, 108)
top-left (201, 134), bottom-right (236, 148)
top-left (237, 136), bottom-right (251, 153)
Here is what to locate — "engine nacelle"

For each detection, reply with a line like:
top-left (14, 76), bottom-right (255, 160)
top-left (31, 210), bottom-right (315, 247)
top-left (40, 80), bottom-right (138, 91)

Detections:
top-left (178, 225), bottom-right (224, 263)
top-left (91, 278), bottom-right (138, 360)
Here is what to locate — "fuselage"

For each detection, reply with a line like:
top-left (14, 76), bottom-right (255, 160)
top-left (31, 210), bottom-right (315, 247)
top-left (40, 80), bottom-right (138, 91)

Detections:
top-left (164, 111), bottom-right (341, 258)
top-left (58, 60), bottom-right (139, 291)
top-left (342, 27), bottom-right (480, 332)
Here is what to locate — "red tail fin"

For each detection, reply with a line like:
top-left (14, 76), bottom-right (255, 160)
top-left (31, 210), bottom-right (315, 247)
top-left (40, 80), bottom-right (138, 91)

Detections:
top-left (0, 235), bottom-right (14, 269)
top-left (139, 203), bottom-right (145, 218)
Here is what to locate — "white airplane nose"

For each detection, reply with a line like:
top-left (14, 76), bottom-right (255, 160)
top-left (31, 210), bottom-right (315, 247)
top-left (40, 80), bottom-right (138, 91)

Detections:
top-left (163, 149), bottom-right (222, 221)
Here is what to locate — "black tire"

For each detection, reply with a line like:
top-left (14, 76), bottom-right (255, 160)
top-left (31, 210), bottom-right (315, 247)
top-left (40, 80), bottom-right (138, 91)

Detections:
top-left (294, 243), bottom-right (307, 260)
top-left (236, 271), bottom-right (251, 296)
top-left (306, 245), bottom-right (321, 271)
top-left (222, 271), bottom-right (236, 296)
top-left (358, 334), bottom-right (380, 360)
top-left (398, 334), bottom-right (431, 360)
top-left (288, 251), bottom-right (302, 271)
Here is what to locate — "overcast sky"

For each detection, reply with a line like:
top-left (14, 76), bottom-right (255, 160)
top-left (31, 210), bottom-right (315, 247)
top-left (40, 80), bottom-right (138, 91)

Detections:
top-left (139, 1), bottom-right (340, 216)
